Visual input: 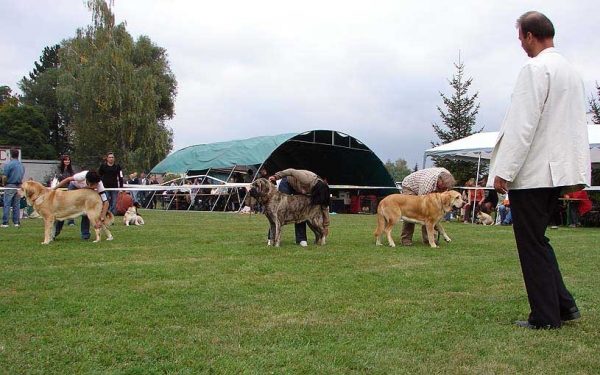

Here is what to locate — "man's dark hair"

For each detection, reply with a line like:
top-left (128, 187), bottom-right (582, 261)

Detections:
top-left (10, 148), bottom-right (19, 159)
top-left (86, 171), bottom-right (101, 183)
top-left (517, 11), bottom-right (555, 40)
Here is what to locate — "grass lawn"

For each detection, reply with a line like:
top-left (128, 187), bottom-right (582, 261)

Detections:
top-left (1, 210), bottom-right (599, 374)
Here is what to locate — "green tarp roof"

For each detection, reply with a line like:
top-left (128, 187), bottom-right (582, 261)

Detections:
top-left (151, 133), bottom-right (296, 173)
top-left (151, 130), bottom-right (397, 193)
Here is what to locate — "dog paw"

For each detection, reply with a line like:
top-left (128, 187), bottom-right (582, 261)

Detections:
top-left (106, 236), bottom-right (114, 241)
top-left (93, 239), bottom-right (100, 243)
top-left (389, 244), bottom-right (396, 248)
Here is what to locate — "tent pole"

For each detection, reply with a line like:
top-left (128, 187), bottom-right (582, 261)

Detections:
top-left (471, 153), bottom-right (482, 223)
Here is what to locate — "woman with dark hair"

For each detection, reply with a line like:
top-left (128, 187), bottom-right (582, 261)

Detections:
top-left (58, 155), bottom-right (75, 180)
top-left (58, 155), bottom-right (77, 226)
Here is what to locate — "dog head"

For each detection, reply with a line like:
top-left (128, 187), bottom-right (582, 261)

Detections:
top-left (19, 180), bottom-right (48, 205)
top-left (249, 178), bottom-right (276, 202)
top-left (441, 190), bottom-right (464, 212)
top-left (125, 206), bottom-right (138, 216)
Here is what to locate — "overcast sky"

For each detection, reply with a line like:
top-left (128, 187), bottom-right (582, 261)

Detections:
top-left (1, 0), bottom-right (599, 167)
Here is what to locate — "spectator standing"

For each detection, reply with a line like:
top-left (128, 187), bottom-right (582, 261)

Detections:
top-left (127, 172), bottom-right (140, 204)
top-left (564, 190), bottom-right (592, 227)
top-left (147, 174), bottom-right (160, 209)
top-left (2, 148), bottom-right (25, 228)
top-left (98, 152), bottom-right (124, 215)
top-left (400, 167), bottom-right (455, 246)
top-left (138, 172), bottom-right (148, 208)
top-left (489, 11), bottom-right (589, 329)
top-left (58, 155), bottom-right (77, 226)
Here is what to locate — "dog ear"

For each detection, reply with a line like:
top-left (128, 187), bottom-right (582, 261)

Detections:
top-left (441, 192), bottom-right (452, 209)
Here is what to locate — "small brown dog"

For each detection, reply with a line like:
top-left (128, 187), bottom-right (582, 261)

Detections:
top-left (19, 180), bottom-right (114, 244)
top-left (374, 190), bottom-right (464, 248)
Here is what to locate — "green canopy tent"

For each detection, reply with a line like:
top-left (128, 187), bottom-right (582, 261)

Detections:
top-left (151, 130), bottom-right (397, 195)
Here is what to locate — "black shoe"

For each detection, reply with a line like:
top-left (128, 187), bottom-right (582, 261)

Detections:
top-left (561, 306), bottom-right (581, 322)
top-left (514, 320), bottom-right (559, 330)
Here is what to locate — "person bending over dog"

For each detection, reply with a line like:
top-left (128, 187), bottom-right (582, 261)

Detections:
top-left (400, 167), bottom-right (456, 246)
top-left (52, 171), bottom-right (110, 240)
top-left (268, 168), bottom-right (330, 246)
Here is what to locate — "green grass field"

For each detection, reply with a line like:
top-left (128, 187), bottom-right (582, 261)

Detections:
top-left (1, 210), bottom-right (599, 374)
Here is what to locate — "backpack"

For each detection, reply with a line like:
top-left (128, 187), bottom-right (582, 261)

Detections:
top-left (116, 191), bottom-right (134, 216)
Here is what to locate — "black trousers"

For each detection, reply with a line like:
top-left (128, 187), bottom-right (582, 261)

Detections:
top-left (510, 188), bottom-right (577, 328)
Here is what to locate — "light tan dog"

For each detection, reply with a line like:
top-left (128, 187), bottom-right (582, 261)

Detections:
top-left (123, 206), bottom-right (145, 226)
top-left (476, 211), bottom-right (494, 225)
top-left (374, 190), bottom-right (464, 248)
top-left (19, 180), bottom-right (114, 244)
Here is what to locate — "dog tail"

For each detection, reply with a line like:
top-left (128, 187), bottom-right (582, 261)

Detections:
top-left (373, 206), bottom-right (386, 238)
top-left (105, 212), bottom-right (115, 226)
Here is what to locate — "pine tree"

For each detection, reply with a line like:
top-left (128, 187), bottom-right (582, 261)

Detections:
top-left (431, 54), bottom-right (482, 185)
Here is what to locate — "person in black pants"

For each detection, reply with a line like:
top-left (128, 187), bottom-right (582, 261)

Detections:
top-left (489, 11), bottom-right (588, 329)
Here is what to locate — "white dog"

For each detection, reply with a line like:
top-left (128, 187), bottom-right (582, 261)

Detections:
top-left (476, 211), bottom-right (494, 226)
top-left (123, 206), bottom-right (145, 226)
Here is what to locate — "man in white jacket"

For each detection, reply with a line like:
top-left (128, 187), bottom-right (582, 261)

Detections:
top-left (489, 11), bottom-right (589, 329)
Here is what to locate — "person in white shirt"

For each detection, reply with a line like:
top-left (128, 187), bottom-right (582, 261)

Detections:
top-left (52, 171), bottom-right (110, 240)
top-left (489, 11), bottom-right (589, 329)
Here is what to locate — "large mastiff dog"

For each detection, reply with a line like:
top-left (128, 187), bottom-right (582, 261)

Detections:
top-left (249, 178), bottom-right (327, 247)
top-left (19, 180), bottom-right (115, 244)
top-left (374, 190), bottom-right (463, 248)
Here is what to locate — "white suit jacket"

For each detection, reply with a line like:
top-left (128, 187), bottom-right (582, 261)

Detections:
top-left (488, 48), bottom-right (590, 192)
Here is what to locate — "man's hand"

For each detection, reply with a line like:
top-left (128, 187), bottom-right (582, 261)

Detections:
top-left (268, 175), bottom-right (277, 182)
top-left (493, 176), bottom-right (509, 195)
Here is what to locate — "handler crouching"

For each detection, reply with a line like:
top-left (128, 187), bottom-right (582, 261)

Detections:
top-left (269, 168), bottom-right (330, 246)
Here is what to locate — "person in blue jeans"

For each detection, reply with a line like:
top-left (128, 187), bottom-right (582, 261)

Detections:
top-left (2, 148), bottom-right (25, 228)
top-left (52, 171), bottom-right (110, 240)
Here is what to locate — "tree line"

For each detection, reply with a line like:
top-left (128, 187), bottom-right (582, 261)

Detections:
top-left (0, 0), bottom-right (176, 173)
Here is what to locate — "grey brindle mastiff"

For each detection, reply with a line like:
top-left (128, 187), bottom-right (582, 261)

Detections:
top-left (249, 178), bottom-right (327, 247)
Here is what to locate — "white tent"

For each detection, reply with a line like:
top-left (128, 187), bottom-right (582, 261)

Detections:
top-left (423, 124), bottom-right (600, 168)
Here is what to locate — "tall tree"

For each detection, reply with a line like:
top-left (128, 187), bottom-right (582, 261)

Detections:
top-left (384, 158), bottom-right (411, 182)
top-left (19, 44), bottom-right (69, 157)
top-left (0, 106), bottom-right (55, 159)
top-left (431, 54), bottom-right (482, 185)
top-left (57, 0), bottom-right (177, 171)
top-left (590, 81), bottom-right (600, 125)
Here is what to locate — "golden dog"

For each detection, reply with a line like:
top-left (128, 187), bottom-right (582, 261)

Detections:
top-left (19, 180), bottom-right (114, 244)
top-left (374, 190), bottom-right (463, 248)
top-left (123, 206), bottom-right (145, 226)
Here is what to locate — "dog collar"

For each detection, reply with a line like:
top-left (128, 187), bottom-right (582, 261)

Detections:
top-left (32, 190), bottom-right (50, 205)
